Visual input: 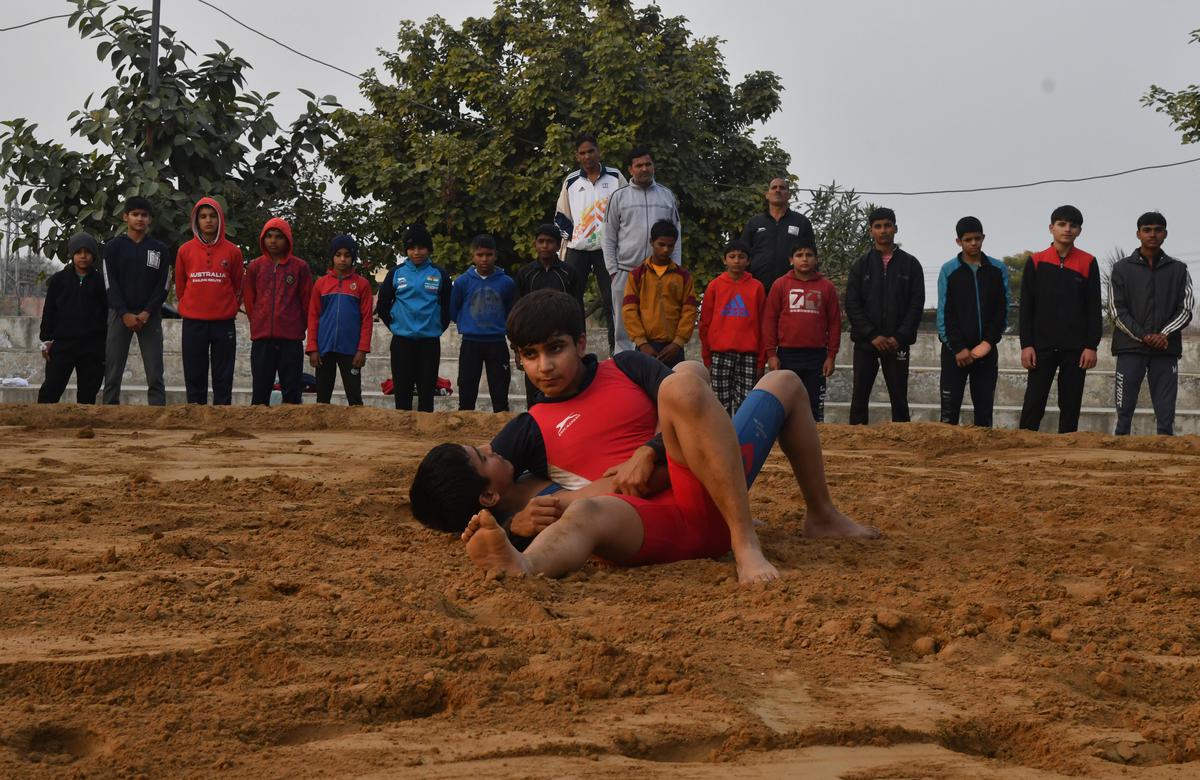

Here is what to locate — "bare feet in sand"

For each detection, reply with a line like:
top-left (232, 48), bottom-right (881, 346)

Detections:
top-left (802, 507), bottom-right (882, 539)
top-left (462, 510), bottom-right (533, 577)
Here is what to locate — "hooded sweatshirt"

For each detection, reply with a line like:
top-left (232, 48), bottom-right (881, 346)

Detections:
top-left (174, 197), bottom-right (245, 320)
top-left (40, 234), bottom-right (109, 343)
top-left (762, 271), bottom-right (841, 356)
top-left (698, 271), bottom-right (765, 365)
top-left (450, 266), bottom-right (518, 341)
top-left (242, 218), bottom-right (313, 341)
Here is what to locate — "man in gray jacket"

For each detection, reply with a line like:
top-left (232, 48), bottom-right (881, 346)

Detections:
top-left (1109, 211), bottom-right (1194, 435)
top-left (602, 146), bottom-right (681, 353)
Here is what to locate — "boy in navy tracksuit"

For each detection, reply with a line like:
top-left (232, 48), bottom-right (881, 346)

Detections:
top-left (375, 225), bottom-right (451, 412)
top-left (102, 196), bottom-right (172, 405)
top-left (38, 233), bottom-right (109, 404)
top-left (1018, 205), bottom-right (1102, 433)
top-left (307, 235), bottom-right (374, 405)
top-left (936, 216), bottom-right (1009, 427)
top-left (450, 234), bottom-right (518, 412)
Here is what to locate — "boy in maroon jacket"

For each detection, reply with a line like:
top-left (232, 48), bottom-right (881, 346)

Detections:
top-left (763, 241), bottom-right (841, 422)
top-left (242, 218), bottom-right (313, 405)
top-left (698, 239), bottom-right (764, 415)
top-left (175, 197), bottom-right (244, 405)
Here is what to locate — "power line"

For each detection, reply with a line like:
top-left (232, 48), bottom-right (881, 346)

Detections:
top-left (0, 13), bottom-right (71, 33)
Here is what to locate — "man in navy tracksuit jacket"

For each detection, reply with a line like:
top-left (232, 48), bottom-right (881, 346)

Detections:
top-left (936, 217), bottom-right (1009, 427)
top-left (450, 234), bottom-right (518, 412)
top-left (375, 225), bottom-right (451, 412)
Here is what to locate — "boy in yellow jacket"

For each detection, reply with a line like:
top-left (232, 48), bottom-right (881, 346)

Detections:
top-left (621, 220), bottom-right (697, 367)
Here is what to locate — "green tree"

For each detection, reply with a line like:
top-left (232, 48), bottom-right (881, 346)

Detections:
top-left (326, 0), bottom-right (788, 277)
top-left (1001, 251), bottom-right (1030, 331)
top-left (803, 183), bottom-right (873, 293)
top-left (1143, 28), bottom-right (1200, 144)
top-left (0, 0), bottom-right (339, 261)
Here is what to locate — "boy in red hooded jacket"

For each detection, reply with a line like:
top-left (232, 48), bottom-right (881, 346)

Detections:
top-left (175, 197), bottom-right (244, 405)
top-left (242, 218), bottom-right (313, 405)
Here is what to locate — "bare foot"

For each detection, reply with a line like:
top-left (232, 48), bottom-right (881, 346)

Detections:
top-left (734, 547), bottom-right (780, 584)
top-left (803, 506), bottom-right (881, 539)
top-left (463, 510), bottom-right (533, 577)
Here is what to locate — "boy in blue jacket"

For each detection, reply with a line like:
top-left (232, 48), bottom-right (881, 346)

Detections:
top-left (450, 234), bottom-right (518, 412)
top-left (375, 225), bottom-right (451, 412)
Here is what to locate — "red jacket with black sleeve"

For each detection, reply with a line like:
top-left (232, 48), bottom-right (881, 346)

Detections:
top-left (1018, 245), bottom-right (1102, 351)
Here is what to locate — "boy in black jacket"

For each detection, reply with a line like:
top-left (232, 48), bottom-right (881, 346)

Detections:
top-left (38, 233), bottom-right (109, 404)
top-left (936, 217), bottom-right (1009, 427)
top-left (1109, 212), bottom-right (1194, 435)
top-left (102, 196), bottom-right (172, 405)
top-left (844, 207), bottom-right (925, 424)
top-left (1018, 205), bottom-right (1102, 433)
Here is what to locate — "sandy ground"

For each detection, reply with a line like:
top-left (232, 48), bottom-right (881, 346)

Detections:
top-left (0, 404), bottom-right (1198, 779)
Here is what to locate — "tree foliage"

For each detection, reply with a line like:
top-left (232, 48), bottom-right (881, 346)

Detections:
top-left (803, 183), bottom-right (874, 293)
top-left (327, 0), bottom-right (789, 276)
top-left (1143, 28), bottom-right (1200, 144)
top-left (0, 0), bottom-right (339, 261)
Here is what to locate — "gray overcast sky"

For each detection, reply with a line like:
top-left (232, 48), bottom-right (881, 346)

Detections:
top-left (2, 0), bottom-right (1198, 299)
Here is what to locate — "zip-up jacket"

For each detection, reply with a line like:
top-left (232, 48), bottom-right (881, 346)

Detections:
top-left (622, 259), bottom-right (697, 348)
top-left (40, 263), bottom-right (108, 343)
top-left (102, 233), bottom-right (171, 317)
top-left (1109, 250), bottom-right (1194, 357)
top-left (762, 272), bottom-right (841, 357)
top-left (844, 247), bottom-right (925, 347)
top-left (174, 197), bottom-right (244, 321)
top-left (602, 180), bottom-right (681, 274)
top-left (307, 270), bottom-right (373, 356)
top-left (936, 254), bottom-right (1009, 353)
top-left (1018, 245), bottom-right (1102, 351)
top-left (554, 165), bottom-right (626, 252)
top-left (699, 272), bottom-right (765, 365)
top-left (450, 266), bottom-right (518, 342)
top-left (375, 257), bottom-right (451, 340)
top-left (515, 259), bottom-right (583, 304)
top-left (740, 209), bottom-right (816, 296)
top-left (242, 218), bottom-right (314, 341)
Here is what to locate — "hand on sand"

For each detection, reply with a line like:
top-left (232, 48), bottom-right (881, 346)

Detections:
top-left (803, 507), bottom-right (882, 539)
top-left (736, 548), bottom-right (780, 584)
top-left (462, 510), bottom-right (532, 577)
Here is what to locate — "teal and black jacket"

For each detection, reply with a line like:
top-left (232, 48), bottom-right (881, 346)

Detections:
top-left (936, 254), bottom-right (1009, 353)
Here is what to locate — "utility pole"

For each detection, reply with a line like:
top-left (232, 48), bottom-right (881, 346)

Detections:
top-left (145, 0), bottom-right (162, 152)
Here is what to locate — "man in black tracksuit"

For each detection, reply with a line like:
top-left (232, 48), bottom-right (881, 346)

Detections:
top-left (936, 217), bottom-right (1009, 427)
top-left (1018, 205), bottom-right (1103, 433)
top-left (844, 207), bottom-right (925, 424)
top-left (1109, 212), bottom-right (1194, 435)
top-left (38, 233), bottom-right (110, 404)
top-left (740, 177), bottom-right (816, 300)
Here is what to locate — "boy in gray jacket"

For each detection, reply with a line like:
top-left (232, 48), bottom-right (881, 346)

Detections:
top-left (1109, 211), bottom-right (1194, 435)
top-left (602, 146), bottom-right (681, 353)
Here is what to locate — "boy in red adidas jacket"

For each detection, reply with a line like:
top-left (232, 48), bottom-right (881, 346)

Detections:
top-left (307, 235), bottom-right (373, 405)
top-left (763, 241), bottom-right (841, 422)
top-left (699, 239), bottom-right (765, 414)
top-left (174, 197), bottom-right (244, 405)
top-left (243, 218), bottom-right (313, 405)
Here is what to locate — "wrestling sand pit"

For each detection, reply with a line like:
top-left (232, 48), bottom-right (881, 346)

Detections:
top-left (1, 404), bottom-right (1198, 778)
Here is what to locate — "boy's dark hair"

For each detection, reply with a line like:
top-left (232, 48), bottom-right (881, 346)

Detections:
top-left (650, 220), bottom-right (679, 241)
top-left (1137, 211), bottom-right (1167, 229)
top-left (867, 207), bottom-right (896, 225)
top-left (471, 233), bottom-right (497, 251)
top-left (506, 289), bottom-right (585, 349)
top-left (575, 132), bottom-right (598, 149)
top-left (409, 443), bottom-right (487, 533)
top-left (123, 196), bottom-right (154, 216)
top-left (791, 238), bottom-right (819, 258)
top-left (403, 224), bottom-right (434, 252)
top-left (723, 239), bottom-right (751, 256)
top-left (955, 216), bottom-right (984, 238)
top-left (535, 223), bottom-right (562, 243)
top-left (625, 145), bottom-right (653, 167)
top-left (1050, 205), bottom-right (1083, 226)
